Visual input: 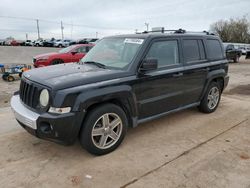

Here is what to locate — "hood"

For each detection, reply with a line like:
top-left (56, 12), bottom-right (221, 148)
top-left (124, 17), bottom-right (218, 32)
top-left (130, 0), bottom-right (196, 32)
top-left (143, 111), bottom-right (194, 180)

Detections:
top-left (23, 63), bottom-right (128, 90)
top-left (34, 52), bottom-right (58, 59)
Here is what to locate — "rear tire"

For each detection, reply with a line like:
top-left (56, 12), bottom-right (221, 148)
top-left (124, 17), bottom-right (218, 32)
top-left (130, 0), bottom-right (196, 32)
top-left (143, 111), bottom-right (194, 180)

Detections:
top-left (80, 103), bottom-right (128, 155)
top-left (198, 82), bottom-right (221, 113)
top-left (2, 74), bottom-right (8, 81)
top-left (234, 55), bottom-right (240, 63)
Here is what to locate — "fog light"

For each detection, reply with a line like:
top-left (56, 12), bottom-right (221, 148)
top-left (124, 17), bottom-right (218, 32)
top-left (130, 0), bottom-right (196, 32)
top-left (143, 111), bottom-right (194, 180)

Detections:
top-left (40, 122), bottom-right (52, 134)
top-left (49, 107), bottom-right (71, 114)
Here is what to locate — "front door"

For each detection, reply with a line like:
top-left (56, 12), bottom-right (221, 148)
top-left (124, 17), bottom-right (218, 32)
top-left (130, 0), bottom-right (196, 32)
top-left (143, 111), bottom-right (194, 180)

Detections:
top-left (133, 39), bottom-right (187, 119)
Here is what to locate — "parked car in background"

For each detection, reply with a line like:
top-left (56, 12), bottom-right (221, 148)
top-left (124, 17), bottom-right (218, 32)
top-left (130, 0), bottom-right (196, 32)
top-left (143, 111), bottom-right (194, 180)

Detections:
top-left (70, 38), bottom-right (99, 45)
top-left (0, 39), bottom-right (5, 45)
top-left (33, 44), bottom-right (94, 67)
top-left (34, 39), bottom-right (44, 47)
top-left (246, 51), bottom-right (250, 59)
top-left (42, 38), bottom-right (56, 47)
top-left (10, 40), bottom-right (21, 46)
top-left (54, 39), bottom-right (72, 48)
top-left (224, 44), bottom-right (242, 63)
top-left (87, 38), bottom-right (98, 43)
top-left (238, 46), bottom-right (250, 55)
top-left (3, 37), bottom-right (15, 46)
top-left (24, 40), bottom-right (33, 46)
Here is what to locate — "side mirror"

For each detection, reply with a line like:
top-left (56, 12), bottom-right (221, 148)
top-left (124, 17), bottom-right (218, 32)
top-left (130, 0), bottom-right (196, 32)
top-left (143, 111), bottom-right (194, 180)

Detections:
top-left (139, 58), bottom-right (158, 72)
top-left (71, 50), bottom-right (78, 55)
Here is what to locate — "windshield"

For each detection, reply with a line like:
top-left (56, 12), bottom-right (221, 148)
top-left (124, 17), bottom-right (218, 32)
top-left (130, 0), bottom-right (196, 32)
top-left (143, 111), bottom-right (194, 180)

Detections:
top-left (81, 37), bottom-right (144, 69)
top-left (59, 45), bottom-right (75, 53)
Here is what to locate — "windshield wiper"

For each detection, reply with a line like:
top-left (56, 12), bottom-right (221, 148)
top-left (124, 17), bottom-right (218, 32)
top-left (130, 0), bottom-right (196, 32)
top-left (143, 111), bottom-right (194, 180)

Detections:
top-left (83, 61), bottom-right (106, 69)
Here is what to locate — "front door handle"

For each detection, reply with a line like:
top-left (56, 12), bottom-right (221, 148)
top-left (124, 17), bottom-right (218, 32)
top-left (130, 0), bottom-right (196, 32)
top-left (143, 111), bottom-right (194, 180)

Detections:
top-left (173, 72), bottom-right (183, 77)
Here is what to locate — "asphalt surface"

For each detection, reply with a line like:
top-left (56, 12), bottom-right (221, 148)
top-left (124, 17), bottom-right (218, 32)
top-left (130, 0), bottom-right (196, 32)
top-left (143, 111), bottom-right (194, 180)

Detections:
top-left (0, 46), bottom-right (250, 188)
top-left (0, 46), bottom-right (56, 65)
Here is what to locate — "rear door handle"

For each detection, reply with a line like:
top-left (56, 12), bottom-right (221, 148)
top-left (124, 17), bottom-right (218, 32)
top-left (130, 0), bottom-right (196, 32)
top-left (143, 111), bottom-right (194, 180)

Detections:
top-left (173, 72), bottom-right (183, 77)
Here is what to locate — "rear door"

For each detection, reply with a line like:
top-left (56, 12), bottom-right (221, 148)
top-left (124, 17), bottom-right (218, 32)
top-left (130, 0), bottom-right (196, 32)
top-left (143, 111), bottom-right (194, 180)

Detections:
top-left (180, 38), bottom-right (209, 105)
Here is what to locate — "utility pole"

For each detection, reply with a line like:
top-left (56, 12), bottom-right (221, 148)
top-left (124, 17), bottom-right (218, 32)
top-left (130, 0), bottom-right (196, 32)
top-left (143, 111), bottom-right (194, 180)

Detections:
top-left (70, 20), bottom-right (73, 39)
top-left (36, 19), bottom-right (40, 39)
top-left (26, 33), bottom-right (28, 40)
top-left (135, 29), bottom-right (138, 34)
top-left (61, 21), bottom-right (64, 40)
top-left (96, 32), bottom-right (98, 38)
top-left (145, 22), bottom-right (149, 32)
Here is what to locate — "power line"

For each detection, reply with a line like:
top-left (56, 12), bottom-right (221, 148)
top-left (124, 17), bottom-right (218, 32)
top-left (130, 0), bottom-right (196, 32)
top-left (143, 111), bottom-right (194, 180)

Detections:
top-left (0, 15), bottom-right (133, 30)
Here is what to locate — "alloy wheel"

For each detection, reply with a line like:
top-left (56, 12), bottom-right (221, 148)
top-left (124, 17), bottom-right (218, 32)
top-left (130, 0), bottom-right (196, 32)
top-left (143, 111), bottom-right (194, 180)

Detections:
top-left (91, 113), bottom-right (123, 149)
top-left (207, 87), bottom-right (220, 110)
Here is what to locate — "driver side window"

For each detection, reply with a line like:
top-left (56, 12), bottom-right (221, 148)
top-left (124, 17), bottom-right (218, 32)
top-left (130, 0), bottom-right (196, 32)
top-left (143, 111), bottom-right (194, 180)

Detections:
top-left (146, 40), bottom-right (179, 68)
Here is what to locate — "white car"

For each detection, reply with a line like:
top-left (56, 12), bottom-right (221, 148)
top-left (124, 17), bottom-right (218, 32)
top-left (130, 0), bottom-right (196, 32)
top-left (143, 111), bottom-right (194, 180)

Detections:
top-left (239, 47), bottom-right (250, 55)
top-left (34, 39), bottom-right (44, 47)
top-left (54, 39), bottom-right (72, 48)
top-left (25, 40), bottom-right (33, 46)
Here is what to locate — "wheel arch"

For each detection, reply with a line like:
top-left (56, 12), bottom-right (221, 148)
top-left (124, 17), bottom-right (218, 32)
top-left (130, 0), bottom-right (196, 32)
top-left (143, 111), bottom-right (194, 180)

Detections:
top-left (75, 86), bottom-right (138, 129)
top-left (200, 69), bottom-right (226, 100)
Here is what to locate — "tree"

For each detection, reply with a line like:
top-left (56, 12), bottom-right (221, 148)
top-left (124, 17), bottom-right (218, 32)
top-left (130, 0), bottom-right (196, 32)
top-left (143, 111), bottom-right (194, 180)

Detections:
top-left (210, 16), bottom-right (250, 43)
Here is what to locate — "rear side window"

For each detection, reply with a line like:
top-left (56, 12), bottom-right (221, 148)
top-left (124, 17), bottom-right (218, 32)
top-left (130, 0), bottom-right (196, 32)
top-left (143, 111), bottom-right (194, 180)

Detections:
top-left (183, 39), bottom-right (206, 63)
top-left (206, 39), bottom-right (223, 60)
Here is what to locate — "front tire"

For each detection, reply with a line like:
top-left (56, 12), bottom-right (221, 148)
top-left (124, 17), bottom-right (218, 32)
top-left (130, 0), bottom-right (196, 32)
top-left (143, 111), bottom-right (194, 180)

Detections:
top-left (7, 75), bottom-right (15, 82)
top-left (80, 104), bottom-right (128, 155)
top-left (199, 82), bottom-right (221, 113)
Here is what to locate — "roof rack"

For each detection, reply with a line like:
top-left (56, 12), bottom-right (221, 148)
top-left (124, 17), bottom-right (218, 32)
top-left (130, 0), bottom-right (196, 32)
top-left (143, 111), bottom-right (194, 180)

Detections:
top-left (139, 28), bottom-right (215, 35)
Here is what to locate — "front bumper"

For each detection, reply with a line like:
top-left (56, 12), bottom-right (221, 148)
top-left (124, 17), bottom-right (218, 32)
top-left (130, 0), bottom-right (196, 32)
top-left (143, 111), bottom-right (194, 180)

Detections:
top-left (11, 95), bottom-right (39, 129)
top-left (11, 95), bottom-right (84, 145)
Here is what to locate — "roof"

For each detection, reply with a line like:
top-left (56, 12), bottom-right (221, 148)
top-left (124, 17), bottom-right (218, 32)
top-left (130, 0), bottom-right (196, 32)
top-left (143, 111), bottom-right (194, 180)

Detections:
top-left (106, 31), bottom-right (220, 40)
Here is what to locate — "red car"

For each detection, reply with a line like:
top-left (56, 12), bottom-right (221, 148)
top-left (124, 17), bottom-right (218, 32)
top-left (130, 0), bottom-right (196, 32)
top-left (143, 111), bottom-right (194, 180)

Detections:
top-left (10, 40), bottom-right (21, 46)
top-left (33, 44), bottom-right (94, 68)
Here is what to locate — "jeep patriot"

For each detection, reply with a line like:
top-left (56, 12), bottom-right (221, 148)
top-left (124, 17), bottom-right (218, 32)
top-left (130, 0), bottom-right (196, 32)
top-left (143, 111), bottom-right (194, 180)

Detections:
top-left (11, 29), bottom-right (229, 155)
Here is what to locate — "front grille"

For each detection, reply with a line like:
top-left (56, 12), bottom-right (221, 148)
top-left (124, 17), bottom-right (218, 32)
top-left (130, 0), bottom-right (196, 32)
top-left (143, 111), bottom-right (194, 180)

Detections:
top-left (19, 79), bottom-right (40, 108)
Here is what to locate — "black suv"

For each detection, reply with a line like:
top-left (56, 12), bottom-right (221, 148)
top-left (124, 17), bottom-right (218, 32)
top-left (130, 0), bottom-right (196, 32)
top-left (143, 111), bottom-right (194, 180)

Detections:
top-left (224, 44), bottom-right (242, 63)
top-left (11, 30), bottom-right (229, 155)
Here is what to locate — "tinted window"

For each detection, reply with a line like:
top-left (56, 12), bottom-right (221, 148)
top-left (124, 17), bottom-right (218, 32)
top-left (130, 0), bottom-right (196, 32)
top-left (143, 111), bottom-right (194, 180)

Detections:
top-left (146, 40), bottom-right (179, 67)
top-left (207, 39), bottom-right (223, 59)
top-left (183, 40), bottom-right (202, 62)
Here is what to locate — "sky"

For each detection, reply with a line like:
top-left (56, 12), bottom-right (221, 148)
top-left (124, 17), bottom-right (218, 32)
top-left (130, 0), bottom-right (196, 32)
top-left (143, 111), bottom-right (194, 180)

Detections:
top-left (0, 0), bottom-right (249, 40)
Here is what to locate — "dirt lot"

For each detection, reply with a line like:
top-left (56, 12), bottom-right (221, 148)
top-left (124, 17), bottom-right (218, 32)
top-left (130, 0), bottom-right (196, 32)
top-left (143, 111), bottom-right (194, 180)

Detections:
top-left (0, 47), bottom-right (250, 188)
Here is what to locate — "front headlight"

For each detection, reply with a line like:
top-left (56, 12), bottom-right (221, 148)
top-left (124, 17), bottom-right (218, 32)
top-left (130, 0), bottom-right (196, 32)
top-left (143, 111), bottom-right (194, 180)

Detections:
top-left (39, 89), bottom-right (49, 107)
